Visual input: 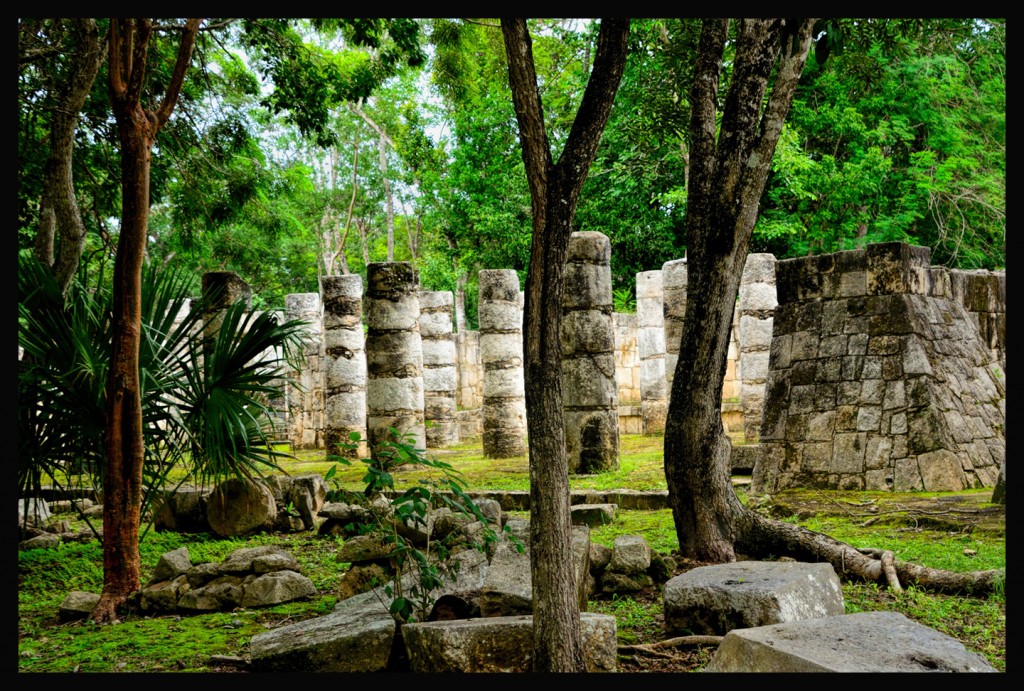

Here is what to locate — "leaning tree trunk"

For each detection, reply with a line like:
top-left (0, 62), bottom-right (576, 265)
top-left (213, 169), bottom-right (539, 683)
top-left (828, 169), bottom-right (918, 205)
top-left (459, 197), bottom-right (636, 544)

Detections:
top-left (93, 18), bottom-right (200, 624)
top-left (664, 18), bottom-right (816, 563)
top-left (502, 17), bottom-right (629, 672)
top-left (663, 19), bottom-right (1002, 596)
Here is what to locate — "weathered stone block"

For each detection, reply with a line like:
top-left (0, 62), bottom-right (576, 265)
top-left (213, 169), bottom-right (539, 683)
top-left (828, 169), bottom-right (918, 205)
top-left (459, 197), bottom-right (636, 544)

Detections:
top-left (664, 561), bottom-right (844, 636)
top-left (705, 611), bottom-right (996, 673)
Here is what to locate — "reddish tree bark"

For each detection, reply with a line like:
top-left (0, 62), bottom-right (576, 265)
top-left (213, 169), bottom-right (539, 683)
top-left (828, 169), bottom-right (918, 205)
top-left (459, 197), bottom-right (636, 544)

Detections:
top-left (93, 17), bottom-right (201, 624)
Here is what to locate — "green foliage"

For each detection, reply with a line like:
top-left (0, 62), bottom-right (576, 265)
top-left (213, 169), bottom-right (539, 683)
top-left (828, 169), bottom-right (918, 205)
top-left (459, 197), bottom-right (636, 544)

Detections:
top-left (18, 255), bottom-right (307, 532)
top-left (323, 428), bottom-right (519, 623)
top-left (756, 19), bottom-right (1005, 269)
top-left (613, 285), bottom-right (636, 313)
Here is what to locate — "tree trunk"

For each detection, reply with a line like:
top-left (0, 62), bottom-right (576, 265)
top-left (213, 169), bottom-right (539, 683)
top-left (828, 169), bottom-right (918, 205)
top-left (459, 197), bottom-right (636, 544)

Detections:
top-left (36, 18), bottom-right (104, 295)
top-left (93, 17), bottom-right (200, 624)
top-left (664, 18), bottom-right (816, 563)
top-left (660, 19), bottom-right (1002, 595)
top-left (502, 17), bottom-right (629, 672)
top-left (379, 131), bottom-right (395, 261)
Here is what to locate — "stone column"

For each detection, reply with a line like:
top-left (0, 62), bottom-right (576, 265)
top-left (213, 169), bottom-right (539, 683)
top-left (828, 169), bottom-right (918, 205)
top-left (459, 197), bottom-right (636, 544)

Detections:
top-left (562, 231), bottom-right (620, 473)
top-left (738, 253), bottom-right (778, 443)
top-left (364, 262), bottom-right (425, 455)
top-left (662, 258), bottom-right (687, 387)
top-left (201, 271), bottom-right (252, 350)
top-left (322, 275), bottom-right (367, 459)
top-left (284, 292), bottom-right (324, 449)
top-left (420, 290), bottom-right (459, 448)
top-left (636, 270), bottom-right (667, 434)
top-left (479, 269), bottom-right (527, 458)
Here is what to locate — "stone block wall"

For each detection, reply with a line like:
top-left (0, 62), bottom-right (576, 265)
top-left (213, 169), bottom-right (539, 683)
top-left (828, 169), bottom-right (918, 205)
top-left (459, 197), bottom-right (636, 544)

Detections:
top-left (752, 242), bottom-right (1005, 494)
top-left (636, 270), bottom-right (667, 434)
top-left (945, 269), bottom-right (1006, 370)
top-left (456, 330), bottom-right (482, 410)
top-left (562, 232), bottom-right (620, 472)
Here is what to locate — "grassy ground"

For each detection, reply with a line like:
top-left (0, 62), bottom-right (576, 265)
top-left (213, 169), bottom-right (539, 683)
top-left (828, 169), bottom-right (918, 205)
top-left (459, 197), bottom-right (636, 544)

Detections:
top-left (18, 434), bottom-right (1005, 672)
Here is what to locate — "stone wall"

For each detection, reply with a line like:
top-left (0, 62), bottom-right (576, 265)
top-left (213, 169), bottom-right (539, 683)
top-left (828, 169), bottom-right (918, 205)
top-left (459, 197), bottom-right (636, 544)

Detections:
top-left (613, 313), bottom-right (641, 404)
top-left (322, 276), bottom-right (367, 458)
top-left (636, 270), bottom-right (667, 434)
top-left (752, 242), bottom-right (1005, 494)
top-left (456, 330), bottom-right (482, 410)
top-left (420, 290), bottom-right (459, 448)
top-left (738, 254), bottom-right (778, 442)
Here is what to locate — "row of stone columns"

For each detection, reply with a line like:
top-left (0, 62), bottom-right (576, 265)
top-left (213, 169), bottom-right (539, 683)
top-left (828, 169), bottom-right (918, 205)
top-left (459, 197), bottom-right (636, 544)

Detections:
top-left (202, 245), bottom-right (777, 468)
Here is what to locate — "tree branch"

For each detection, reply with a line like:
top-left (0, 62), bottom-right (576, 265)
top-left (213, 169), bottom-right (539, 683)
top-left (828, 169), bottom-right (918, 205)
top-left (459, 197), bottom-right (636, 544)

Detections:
top-left (155, 19), bottom-right (203, 130)
top-left (500, 18), bottom-right (552, 204)
top-left (555, 17), bottom-right (630, 204)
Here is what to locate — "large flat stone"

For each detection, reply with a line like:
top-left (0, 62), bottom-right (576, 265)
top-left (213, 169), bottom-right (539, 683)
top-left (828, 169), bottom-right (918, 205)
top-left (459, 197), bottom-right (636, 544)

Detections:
top-left (664, 560), bottom-right (844, 635)
top-left (249, 597), bottom-right (397, 672)
top-left (402, 613), bottom-right (617, 672)
top-left (705, 611), bottom-right (997, 672)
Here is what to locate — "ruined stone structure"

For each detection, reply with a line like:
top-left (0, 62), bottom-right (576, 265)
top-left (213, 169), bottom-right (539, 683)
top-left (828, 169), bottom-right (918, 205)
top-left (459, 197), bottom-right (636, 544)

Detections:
top-left (752, 242), bottom-right (1005, 494)
top-left (948, 269), bottom-right (1006, 371)
top-left (455, 330), bottom-right (483, 441)
top-left (322, 275), bottom-right (367, 458)
top-left (721, 303), bottom-right (744, 436)
top-left (364, 262), bottom-right (426, 455)
top-left (562, 232), bottom-right (619, 473)
top-left (662, 258), bottom-right (687, 389)
top-left (636, 270), bottom-right (667, 434)
top-left (284, 292), bottom-right (324, 449)
top-left (613, 313), bottom-right (642, 435)
top-left (738, 254), bottom-right (778, 443)
top-left (663, 260), bottom-right (745, 438)
top-left (478, 269), bottom-right (527, 458)
top-left (419, 290), bottom-right (459, 448)
top-left (456, 331), bottom-right (482, 410)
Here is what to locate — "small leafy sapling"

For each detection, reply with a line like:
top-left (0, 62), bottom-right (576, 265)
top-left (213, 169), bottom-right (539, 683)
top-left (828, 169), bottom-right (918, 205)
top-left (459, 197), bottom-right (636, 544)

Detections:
top-left (324, 428), bottom-right (521, 624)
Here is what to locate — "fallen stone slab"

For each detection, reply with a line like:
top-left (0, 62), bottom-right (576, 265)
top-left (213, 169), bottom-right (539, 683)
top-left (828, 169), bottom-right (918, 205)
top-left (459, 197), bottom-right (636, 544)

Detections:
top-left (249, 597), bottom-right (398, 672)
top-left (402, 613), bottom-right (617, 672)
top-left (250, 549), bottom-right (490, 672)
top-left (704, 611), bottom-right (997, 672)
top-left (663, 560), bottom-right (844, 635)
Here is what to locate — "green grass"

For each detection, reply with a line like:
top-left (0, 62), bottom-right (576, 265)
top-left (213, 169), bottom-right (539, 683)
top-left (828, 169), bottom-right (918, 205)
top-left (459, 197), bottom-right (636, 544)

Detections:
top-left (19, 434), bottom-right (1005, 672)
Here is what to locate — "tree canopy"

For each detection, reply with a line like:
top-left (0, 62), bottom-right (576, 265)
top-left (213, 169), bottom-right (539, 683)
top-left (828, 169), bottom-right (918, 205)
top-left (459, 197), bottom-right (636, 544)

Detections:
top-left (18, 18), bottom-right (1004, 318)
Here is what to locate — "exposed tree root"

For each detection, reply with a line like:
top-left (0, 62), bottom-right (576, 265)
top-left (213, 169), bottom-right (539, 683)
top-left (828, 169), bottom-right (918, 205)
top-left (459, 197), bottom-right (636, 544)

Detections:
top-left (619, 635), bottom-right (724, 657)
top-left (736, 508), bottom-right (1003, 595)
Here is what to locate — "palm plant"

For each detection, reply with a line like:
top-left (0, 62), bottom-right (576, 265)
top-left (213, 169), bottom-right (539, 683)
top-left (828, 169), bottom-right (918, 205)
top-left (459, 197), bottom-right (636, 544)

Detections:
top-left (18, 255), bottom-right (308, 536)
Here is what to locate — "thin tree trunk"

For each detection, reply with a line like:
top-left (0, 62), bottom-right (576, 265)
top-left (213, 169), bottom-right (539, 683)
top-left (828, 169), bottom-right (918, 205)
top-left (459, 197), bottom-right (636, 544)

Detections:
top-left (335, 143), bottom-right (360, 276)
top-left (94, 17), bottom-right (200, 624)
top-left (356, 218), bottom-right (370, 266)
top-left (449, 236), bottom-right (467, 333)
top-left (502, 17), bottom-right (629, 673)
top-left (380, 132), bottom-right (394, 261)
